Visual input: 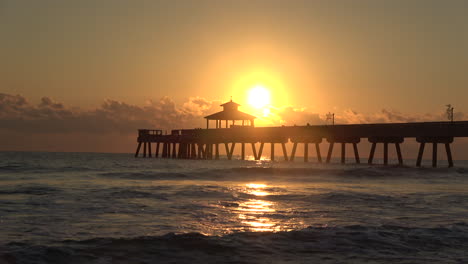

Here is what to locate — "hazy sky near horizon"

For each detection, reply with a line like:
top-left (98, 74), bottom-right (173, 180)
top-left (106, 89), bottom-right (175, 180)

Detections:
top-left (2, 0), bottom-right (468, 115)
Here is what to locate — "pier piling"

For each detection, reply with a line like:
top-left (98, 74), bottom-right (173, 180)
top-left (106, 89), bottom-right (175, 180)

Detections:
top-left (353, 143), bottom-right (360, 164)
top-left (326, 142), bottom-right (334, 163)
top-left (304, 143), bottom-right (309, 162)
top-left (281, 143), bottom-right (289, 161)
top-left (315, 143), bottom-right (322, 163)
top-left (368, 137), bottom-right (404, 166)
top-left (341, 143), bottom-right (346, 164)
top-left (416, 137), bottom-right (454, 168)
top-left (135, 142), bottom-right (142, 158)
top-left (270, 143), bottom-right (275, 161)
top-left (290, 142), bottom-right (298, 161)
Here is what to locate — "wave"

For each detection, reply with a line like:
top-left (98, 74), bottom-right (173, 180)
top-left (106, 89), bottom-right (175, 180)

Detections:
top-left (97, 165), bottom-right (468, 182)
top-left (98, 171), bottom-right (190, 180)
top-left (0, 185), bottom-right (61, 195)
top-left (2, 223), bottom-right (467, 264)
top-left (0, 164), bottom-right (98, 175)
top-left (107, 189), bottom-right (169, 200)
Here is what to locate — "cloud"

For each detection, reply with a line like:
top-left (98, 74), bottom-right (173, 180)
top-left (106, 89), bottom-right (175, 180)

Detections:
top-left (336, 108), bottom-right (466, 124)
top-left (0, 93), bottom-right (217, 135)
top-left (271, 106), bottom-right (325, 126)
top-left (1, 93), bottom-right (464, 135)
top-left (1, 92), bottom-right (466, 152)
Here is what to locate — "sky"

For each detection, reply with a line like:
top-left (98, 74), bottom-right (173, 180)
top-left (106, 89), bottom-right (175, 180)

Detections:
top-left (1, 0), bottom-right (468, 154)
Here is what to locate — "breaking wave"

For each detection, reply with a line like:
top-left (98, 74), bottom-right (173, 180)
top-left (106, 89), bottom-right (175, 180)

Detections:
top-left (2, 224), bottom-right (467, 264)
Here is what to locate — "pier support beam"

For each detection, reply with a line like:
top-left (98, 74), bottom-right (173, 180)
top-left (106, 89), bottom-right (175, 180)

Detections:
top-left (395, 143), bottom-right (402, 165)
top-left (241, 143), bottom-right (245, 160)
top-left (416, 137), bottom-right (454, 168)
top-left (290, 142), bottom-right (298, 161)
top-left (270, 143), bottom-right (275, 161)
top-left (161, 143), bottom-right (167, 158)
top-left (255, 143), bottom-right (264, 160)
top-left (304, 143), bottom-right (309, 162)
top-left (432, 143), bottom-right (437, 168)
top-left (281, 143), bottom-right (289, 161)
top-left (207, 144), bottom-right (213, 160)
top-left (155, 142), bottom-right (160, 158)
top-left (143, 142), bottom-right (147, 158)
top-left (353, 143), bottom-right (360, 164)
top-left (251, 143), bottom-right (258, 160)
top-left (191, 144), bottom-right (197, 159)
top-left (368, 137), bottom-right (404, 166)
top-left (315, 143), bottom-right (322, 163)
top-left (250, 142), bottom-right (257, 160)
top-left (215, 144), bottom-right (220, 160)
top-left (383, 143), bottom-right (388, 165)
top-left (203, 144), bottom-right (207, 159)
top-left (198, 144), bottom-right (205, 159)
top-left (224, 143), bottom-right (236, 160)
top-left (172, 143), bottom-right (177, 159)
top-left (290, 137), bottom-right (322, 163)
top-left (326, 142), bottom-right (334, 163)
top-left (341, 143), bottom-right (346, 164)
top-left (148, 142), bottom-right (152, 158)
top-left (368, 143), bottom-right (376, 164)
top-left (135, 142), bottom-right (142, 158)
top-left (178, 143), bottom-right (189, 159)
top-left (445, 143), bottom-right (454, 167)
top-left (230, 143), bottom-right (236, 160)
top-left (326, 137), bottom-right (360, 164)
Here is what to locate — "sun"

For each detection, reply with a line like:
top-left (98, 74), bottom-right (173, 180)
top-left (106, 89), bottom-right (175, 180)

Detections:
top-left (248, 85), bottom-right (271, 109)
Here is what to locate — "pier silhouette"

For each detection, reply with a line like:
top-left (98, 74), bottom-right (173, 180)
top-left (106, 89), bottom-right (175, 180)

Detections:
top-left (135, 100), bottom-right (465, 167)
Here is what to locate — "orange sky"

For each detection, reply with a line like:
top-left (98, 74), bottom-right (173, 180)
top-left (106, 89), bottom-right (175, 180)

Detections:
top-left (2, 1), bottom-right (468, 112)
top-left (1, 0), bottom-right (468, 153)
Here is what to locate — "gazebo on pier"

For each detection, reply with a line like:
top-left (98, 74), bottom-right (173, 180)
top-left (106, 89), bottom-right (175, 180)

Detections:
top-left (204, 100), bottom-right (256, 128)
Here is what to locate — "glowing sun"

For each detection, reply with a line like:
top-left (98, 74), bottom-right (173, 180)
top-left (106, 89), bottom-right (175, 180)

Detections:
top-left (248, 85), bottom-right (271, 108)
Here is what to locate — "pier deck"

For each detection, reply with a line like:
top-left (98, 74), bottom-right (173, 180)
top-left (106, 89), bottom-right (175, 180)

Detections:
top-left (135, 121), bottom-right (468, 167)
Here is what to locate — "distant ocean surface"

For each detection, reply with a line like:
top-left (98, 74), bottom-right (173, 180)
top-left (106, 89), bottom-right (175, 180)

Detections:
top-left (0, 151), bottom-right (467, 263)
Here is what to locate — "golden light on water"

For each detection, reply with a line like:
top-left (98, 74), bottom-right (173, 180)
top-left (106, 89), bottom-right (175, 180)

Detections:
top-left (236, 183), bottom-right (278, 232)
top-left (245, 183), bottom-right (269, 196)
top-left (238, 199), bottom-right (275, 213)
top-left (245, 183), bottom-right (267, 189)
top-left (218, 182), bottom-right (303, 233)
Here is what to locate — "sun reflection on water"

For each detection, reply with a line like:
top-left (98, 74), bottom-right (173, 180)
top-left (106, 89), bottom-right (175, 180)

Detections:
top-left (245, 183), bottom-right (270, 196)
top-left (232, 183), bottom-right (282, 232)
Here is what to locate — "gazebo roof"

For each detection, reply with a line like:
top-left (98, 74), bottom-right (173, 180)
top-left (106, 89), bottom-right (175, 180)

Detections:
top-left (220, 101), bottom-right (240, 107)
top-left (204, 99), bottom-right (256, 120)
top-left (204, 110), bottom-right (256, 120)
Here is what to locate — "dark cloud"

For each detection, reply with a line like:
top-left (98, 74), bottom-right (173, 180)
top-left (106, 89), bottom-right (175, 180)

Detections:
top-left (1, 93), bottom-right (464, 135)
top-left (0, 93), bottom-right (213, 134)
top-left (1, 93), bottom-right (466, 152)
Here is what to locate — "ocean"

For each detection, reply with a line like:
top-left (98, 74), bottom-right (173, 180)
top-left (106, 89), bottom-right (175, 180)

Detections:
top-left (0, 151), bottom-right (467, 263)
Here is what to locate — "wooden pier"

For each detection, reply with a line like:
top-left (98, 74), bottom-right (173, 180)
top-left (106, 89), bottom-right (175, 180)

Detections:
top-left (135, 121), bottom-right (468, 167)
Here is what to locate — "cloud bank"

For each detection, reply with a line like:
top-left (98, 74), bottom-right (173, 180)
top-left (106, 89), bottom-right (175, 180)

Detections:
top-left (0, 93), bottom-right (464, 152)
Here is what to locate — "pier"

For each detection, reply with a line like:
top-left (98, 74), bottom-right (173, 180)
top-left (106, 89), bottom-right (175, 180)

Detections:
top-left (135, 121), bottom-right (468, 167)
top-left (134, 100), bottom-right (467, 167)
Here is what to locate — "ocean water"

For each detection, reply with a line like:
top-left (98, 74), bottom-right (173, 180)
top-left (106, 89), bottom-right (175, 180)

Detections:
top-left (0, 151), bottom-right (467, 263)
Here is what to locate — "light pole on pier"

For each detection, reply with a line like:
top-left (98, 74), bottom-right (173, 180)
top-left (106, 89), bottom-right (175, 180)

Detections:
top-left (446, 104), bottom-right (454, 122)
top-left (326, 112), bottom-right (335, 125)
